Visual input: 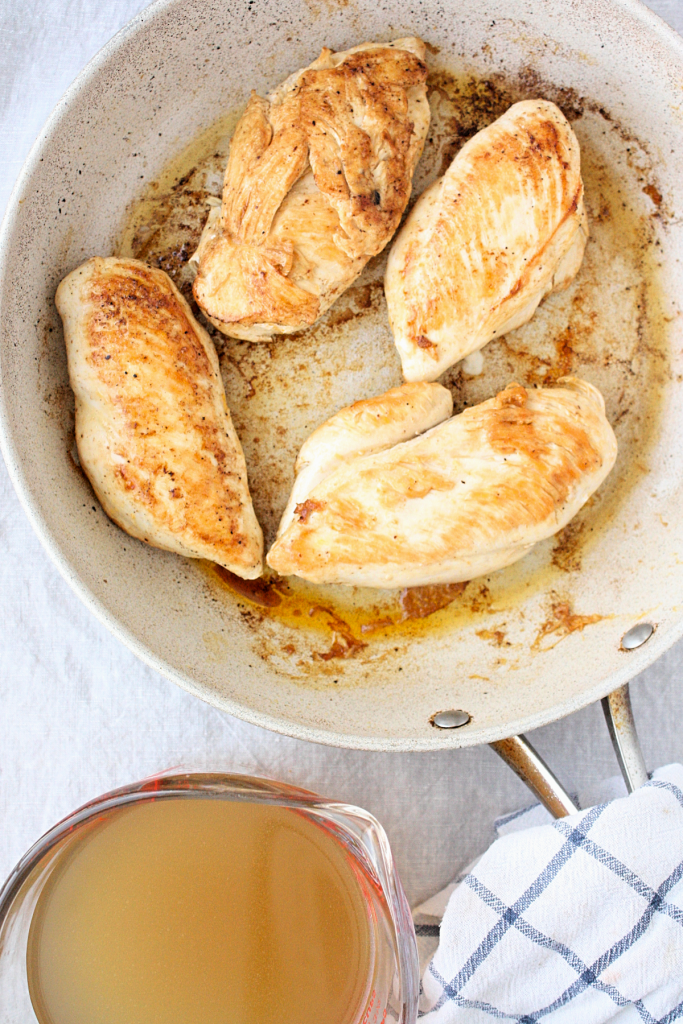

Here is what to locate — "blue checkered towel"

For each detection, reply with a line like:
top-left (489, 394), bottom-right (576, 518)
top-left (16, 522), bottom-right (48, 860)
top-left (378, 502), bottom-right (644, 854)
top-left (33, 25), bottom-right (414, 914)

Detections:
top-left (418, 764), bottom-right (683, 1023)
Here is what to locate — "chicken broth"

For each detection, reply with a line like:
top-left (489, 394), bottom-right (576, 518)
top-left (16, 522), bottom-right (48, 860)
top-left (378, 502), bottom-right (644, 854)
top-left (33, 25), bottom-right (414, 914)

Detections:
top-left (27, 798), bottom-right (374, 1024)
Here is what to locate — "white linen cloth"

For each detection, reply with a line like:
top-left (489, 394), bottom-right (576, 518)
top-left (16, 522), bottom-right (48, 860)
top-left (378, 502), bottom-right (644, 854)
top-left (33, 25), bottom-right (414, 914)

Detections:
top-left (418, 765), bottom-right (683, 1023)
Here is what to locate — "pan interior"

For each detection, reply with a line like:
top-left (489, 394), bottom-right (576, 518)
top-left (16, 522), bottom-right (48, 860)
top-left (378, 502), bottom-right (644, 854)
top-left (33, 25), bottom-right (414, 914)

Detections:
top-left (119, 65), bottom-right (669, 654)
top-left (2, 0), bottom-right (683, 747)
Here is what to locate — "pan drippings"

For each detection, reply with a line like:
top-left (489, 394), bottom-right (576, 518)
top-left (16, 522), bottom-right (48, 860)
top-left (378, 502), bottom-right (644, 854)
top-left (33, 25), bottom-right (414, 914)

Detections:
top-left (27, 798), bottom-right (373, 1024)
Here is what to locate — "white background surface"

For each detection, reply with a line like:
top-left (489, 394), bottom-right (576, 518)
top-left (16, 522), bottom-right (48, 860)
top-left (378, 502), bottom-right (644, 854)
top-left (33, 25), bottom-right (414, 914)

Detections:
top-left (1, 0), bottom-right (682, 908)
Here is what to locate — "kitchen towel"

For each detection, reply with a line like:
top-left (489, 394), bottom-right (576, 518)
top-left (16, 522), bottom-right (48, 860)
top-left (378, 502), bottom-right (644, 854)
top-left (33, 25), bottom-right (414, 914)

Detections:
top-left (417, 764), bottom-right (683, 1023)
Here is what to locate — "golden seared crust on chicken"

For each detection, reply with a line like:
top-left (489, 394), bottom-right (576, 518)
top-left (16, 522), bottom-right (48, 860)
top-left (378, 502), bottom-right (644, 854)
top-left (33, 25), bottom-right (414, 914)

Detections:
top-left (385, 100), bottom-right (588, 382)
top-left (192, 38), bottom-right (430, 342)
top-left (56, 257), bottom-right (263, 578)
top-left (267, 378), bottom-right (617, 588)
top-left (276, 381), bottom-right (454, 542)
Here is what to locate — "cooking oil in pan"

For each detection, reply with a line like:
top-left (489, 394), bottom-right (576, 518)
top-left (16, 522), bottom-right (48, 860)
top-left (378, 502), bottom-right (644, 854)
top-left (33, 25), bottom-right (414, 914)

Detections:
top-left (27, 798), bottom-right (374, 1024)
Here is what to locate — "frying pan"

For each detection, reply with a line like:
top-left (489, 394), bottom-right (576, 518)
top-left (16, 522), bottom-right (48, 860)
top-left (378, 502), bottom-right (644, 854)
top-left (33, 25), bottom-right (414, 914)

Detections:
top-left (0, 0), bottom-right (682, 752)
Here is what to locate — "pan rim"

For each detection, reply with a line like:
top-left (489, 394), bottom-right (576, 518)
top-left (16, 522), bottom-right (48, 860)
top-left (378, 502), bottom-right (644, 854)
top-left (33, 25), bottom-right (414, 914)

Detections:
top-left (1, 0), bottom-right (682, 751)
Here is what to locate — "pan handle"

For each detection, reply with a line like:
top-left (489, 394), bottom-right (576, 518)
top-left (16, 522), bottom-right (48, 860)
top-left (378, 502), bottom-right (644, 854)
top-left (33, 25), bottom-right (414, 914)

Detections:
top-left (491, 682), bottom-right (648, 820)
top-left (601, 684), bottom-right (649, 792)
top-left (489, 735), bottom-right (579, 818)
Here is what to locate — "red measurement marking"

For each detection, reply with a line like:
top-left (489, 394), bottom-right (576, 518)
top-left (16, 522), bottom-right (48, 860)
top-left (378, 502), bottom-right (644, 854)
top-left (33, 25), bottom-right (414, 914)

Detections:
top-left (360, 989), bottom-right (388, 1024)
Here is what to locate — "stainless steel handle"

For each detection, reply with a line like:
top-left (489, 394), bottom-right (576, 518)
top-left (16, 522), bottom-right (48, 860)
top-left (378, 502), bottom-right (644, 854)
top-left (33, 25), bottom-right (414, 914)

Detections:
top-left (491, 683), bottom-right (648, 820)
top-left (601, 684), bottom-right (649, 792)
top-left (490, 735), bottom-right (579, 818)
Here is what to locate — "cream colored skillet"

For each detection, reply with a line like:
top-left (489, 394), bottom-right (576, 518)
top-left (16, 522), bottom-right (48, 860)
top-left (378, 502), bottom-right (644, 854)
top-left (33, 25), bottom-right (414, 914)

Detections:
top-left (0, 0), bottom-right (682, 756)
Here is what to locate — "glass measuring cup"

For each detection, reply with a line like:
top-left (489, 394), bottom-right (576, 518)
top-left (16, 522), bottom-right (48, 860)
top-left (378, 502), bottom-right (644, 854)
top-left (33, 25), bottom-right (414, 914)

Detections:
top-left (0, 771), bottom-right (419, 1024)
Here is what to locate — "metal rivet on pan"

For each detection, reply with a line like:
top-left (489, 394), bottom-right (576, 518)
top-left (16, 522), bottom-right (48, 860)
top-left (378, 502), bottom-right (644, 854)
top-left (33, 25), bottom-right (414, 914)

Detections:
top-left (621, 623), bottom-right (654, 650)
top-left (431, 709), bottom-right (471, 729)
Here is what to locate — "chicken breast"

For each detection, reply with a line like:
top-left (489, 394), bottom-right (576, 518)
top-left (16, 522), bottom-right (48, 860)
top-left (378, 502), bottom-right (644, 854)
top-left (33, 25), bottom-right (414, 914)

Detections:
top-left (192, 38), bottom-right (430, 342)
top-left (385, 100), bottom-right (589, 382)
top-left (267, 378), bottom-right (616, 588)
top-left (56, 257), bottom-right (263, 578)
top-left (277, 381), bottom-right (454, 537)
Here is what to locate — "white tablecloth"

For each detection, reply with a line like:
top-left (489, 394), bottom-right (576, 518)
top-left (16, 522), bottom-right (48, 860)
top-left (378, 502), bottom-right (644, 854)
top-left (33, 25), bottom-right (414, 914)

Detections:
top-left (1, 0), bottom-right (682, 908)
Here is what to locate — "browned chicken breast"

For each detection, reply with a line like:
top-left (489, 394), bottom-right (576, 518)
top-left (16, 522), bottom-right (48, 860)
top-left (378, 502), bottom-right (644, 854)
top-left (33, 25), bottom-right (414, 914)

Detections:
top-left (385, 100), bottom-right (588, 382)
top-left (192, 38), bottom-right (430, 341)
top-left (56, 257), bottom-right (263, 578)
top-left (267, 379), bottom-right (616, 588)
